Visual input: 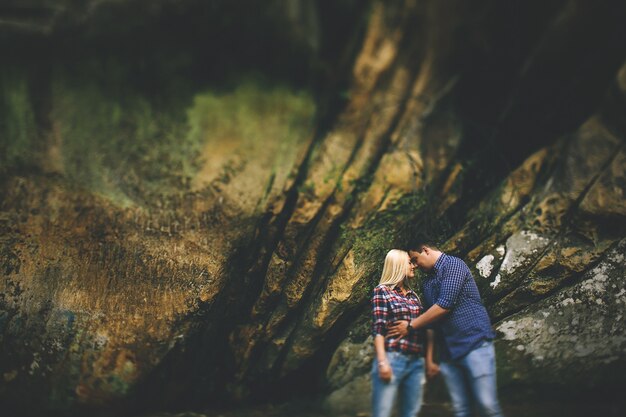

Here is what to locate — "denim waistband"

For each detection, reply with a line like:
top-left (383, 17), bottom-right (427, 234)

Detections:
top-left (386, 348), bottom-right (423, 357)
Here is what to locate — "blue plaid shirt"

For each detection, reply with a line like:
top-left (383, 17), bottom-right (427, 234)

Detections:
top-left (422, 253), bottom-right (495, 361)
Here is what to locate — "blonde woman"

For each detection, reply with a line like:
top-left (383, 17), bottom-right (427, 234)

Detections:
top-left (371, 249), bottom-right (436, 417)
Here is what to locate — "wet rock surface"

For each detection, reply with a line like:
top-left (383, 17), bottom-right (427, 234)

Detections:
top-left (1, 0), bottom-right (626, 416)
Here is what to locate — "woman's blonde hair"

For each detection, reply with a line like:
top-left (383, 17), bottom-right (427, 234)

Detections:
top-left (379, 249), bottom-right (409, 288)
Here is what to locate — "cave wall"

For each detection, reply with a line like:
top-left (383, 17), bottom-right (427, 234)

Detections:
top-left (1, 0), bottom-right (625, 415)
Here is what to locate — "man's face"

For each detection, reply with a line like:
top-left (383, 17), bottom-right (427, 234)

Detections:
top-left (409, 250), bottom-right (423, 270)
top-left (409, 249), bottom-right (434, 271)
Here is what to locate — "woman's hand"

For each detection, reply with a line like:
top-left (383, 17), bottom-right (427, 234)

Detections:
top-left (378, 361), bottom-right (393, 382)
top-left (386, 320), bottom-right (410, 339)
top-left (426, 361), bottom-right (440, 379)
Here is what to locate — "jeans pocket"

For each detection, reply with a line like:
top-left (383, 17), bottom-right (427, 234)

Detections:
top-left (386, 351), bottom-right (402, 365)
top-left (388, 351), bottom-right (407, 380)
top-left (465, 342), bottom-right (495, 379)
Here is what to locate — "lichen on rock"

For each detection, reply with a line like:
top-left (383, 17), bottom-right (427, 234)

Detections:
top-left (495, 239), bottom-right (626, 390)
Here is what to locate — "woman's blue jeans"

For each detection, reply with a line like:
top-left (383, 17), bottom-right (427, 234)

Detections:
top-left (439, 340), bottom-right (504, 417)
top-left (371, 351), bottom-right (425, 417)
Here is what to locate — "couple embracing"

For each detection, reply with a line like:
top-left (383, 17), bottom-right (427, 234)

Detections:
top-left (371, 243), bottom-right (504, 417)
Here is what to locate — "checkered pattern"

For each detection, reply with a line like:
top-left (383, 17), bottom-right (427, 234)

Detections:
top-left (371, 284), bottom-right (425, 355)
top-left (423, 254), bottom-right (495, 361)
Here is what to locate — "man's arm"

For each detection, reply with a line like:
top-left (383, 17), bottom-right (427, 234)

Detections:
top-left (388, 260), bottom-right (468, 338)
top-left (426, 329), bottom-right (440, 379)
top-left (386, 304), bottom-right (449, 338)
top-left (410, 304), bottom-right (449, 329)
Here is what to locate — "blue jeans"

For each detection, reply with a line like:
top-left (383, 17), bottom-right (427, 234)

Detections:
top-left (371, 351), bottom-right (425, 417)
top-left (440, 340), bottom-right (504, 417)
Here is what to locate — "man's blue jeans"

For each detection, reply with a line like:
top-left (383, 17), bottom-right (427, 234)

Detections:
top-left (440, 340), bottom-right (504, 417)
top-left (371, 351), bottom-right (425, 417)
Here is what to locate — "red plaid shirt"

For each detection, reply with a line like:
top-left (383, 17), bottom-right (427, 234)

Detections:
top-left (371, 284), bottom-right (425, 355)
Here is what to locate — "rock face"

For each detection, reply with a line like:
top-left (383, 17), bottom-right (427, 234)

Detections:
top-left (496, 239), bottom-right (626, 393)
top-left (1, 0), bottom-right (625, 415)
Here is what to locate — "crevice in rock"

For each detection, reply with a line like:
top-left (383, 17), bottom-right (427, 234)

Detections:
top-left (492, 237), bottom-right (623, 326)
top-left (489, 140), bottom-right (625, 321)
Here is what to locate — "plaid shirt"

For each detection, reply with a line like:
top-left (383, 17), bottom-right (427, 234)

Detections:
top-left (423, 253), bottom-right (495, 361)
top-left (371, 284), bottom-right (425, 355)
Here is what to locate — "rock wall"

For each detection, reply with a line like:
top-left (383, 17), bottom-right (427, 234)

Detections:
top-left (1, 0), bottom-right (625, 415)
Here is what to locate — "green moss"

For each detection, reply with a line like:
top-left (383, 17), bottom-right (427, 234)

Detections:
top-left (0, 70), bottom-right (38, 173)
top-left (50, 66), bottom-right (314, 206)
top-left (331, 191), bottom-right (435, 305)
top-left (349, 192), bottom-right (428, 277)
top-left (297, 181), bottom-right (316, 197)
top-left (50, 64), bottom-right (196, 206)
top-left (187, 81), bottom-right (314, 179)
top-left (2, 58), bottom-right (314, 207)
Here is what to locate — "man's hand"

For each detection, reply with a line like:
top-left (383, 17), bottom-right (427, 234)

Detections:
top-left (386, 320), bottom-right (410, 339)
top-left (426, 361), bottom-right (440, 379)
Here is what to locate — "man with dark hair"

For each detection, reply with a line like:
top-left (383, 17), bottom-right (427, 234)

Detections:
top-left (387, 243), bottom-right (504, 417)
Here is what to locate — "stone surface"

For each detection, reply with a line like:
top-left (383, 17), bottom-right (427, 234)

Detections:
top-left (0, 75), bottom-right (317, 412)
top-left (1, 0), bottom-right (626, 415)
top-left (495, 239), bottom-right (626, 392)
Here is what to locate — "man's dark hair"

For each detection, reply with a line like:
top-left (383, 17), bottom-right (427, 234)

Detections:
top-left (406, 235), bottom-right (439, 253)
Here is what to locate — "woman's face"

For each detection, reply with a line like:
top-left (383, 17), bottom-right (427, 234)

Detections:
top-left (405, 254), bottom-right (415, 278)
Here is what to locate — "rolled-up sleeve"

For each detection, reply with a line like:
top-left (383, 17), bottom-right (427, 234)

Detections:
top-left (371, 286), bottom-right (389, 337)
top-left (436, 261), bottom-right (467, 309)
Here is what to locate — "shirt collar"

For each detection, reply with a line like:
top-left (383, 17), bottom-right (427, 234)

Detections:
top-left (392, 285), bottom-right (416, 296)
top-left (432, 252), bottom-right (447, 274)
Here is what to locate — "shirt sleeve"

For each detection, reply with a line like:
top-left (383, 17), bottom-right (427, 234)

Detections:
top-left (435, 260), bottom-right (467, 309)
top-left (371, 286), bottom-right (389, 337)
